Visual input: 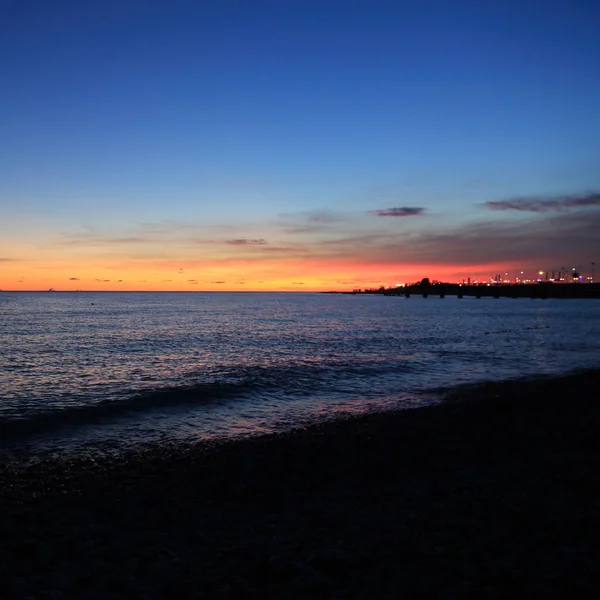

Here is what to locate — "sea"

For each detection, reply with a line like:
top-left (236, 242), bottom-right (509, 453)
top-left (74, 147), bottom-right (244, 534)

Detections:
top-left (1, 291), bottom-right (599, 461)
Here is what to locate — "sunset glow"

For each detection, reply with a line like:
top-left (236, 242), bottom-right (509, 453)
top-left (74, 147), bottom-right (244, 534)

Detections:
top-left (1, 1), bottom-right (599, 291)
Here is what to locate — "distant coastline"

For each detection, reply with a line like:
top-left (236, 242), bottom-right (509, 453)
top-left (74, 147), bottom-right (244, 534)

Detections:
top-left (327, 282), bottom-right (600, 299)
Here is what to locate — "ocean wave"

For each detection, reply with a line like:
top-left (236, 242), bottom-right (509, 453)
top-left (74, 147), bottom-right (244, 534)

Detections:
top-left (0, 360), bottom-right (419, 444)
top-left (0, 382), bottom-right (250, 444)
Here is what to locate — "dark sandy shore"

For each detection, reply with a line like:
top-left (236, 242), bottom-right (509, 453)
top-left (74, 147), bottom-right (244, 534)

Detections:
top-left (2, 369), bottom-right (599, 599)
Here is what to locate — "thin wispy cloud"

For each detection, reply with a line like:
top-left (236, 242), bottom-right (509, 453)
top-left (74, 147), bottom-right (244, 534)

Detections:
top-left (56, 222), bottom-right (237, 249)
top-left (225, 239), bottom-right (268, 245)
top-left (486, 192), bottom-right (600, 213)
top-left (68, 277), bottom-right (80, 281)
top-left (57, 234), bottom-right (150, 247)
top-left (276, 210), bottom-right (345, 235)
top-left (307, 211), bottom-right (345, 224)
top-left (319, 233), bottom-right (395, 247)
top-left (281, 225), bottom-right (334, 235)
top-left (369, 207), bottom-right (426, 217)
top-left (138, 220), bottom-right (237, 235)
top-left (260, 246), bottom-right (308, 254)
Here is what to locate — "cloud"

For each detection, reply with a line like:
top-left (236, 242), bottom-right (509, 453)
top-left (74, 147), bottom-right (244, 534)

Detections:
top-left (0, 257), bottom-right (18, 262)
top-left (137, 220), bottom-right (236, 236)
top-left (307, 211), bottom-right (344, 224)
top-left (68, 277), bottom-right (80, 281)
top-left (281, 225), bottom-right (333, 234)
top-left (58, 234), bottom-right (150, 247)
top-left (95, 279), bottom-right (110, 282)
top-left (312, 209), bottom-right (600, 271)
top-left (55, 221), bottom-right (235, 250)
top-left (209, 281), bottom-right (226, 284)
top-left (423, 212), bottom-right (599, 267)
top-left (260, 246), bottom-right (308, 254)
top-left (276, 210), bottom-right (346, 235)
top-left (485, 192), bottom-right (600, 213)
top-left (319, 233), bottom-right (387, 247)
top-left (292, 282), bottom-right (305, 285)
top-left (369, 207), bottom-right (426, 217)
top-left (225, 239), bottom-right (267, 245)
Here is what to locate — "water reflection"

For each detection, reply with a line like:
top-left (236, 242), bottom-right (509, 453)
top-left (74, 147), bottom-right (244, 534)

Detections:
top-left (1, 293), bottom-right (599, 457)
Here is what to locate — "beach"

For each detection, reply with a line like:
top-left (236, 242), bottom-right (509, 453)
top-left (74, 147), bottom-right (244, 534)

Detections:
top-left (2, 368), bottom-right (599, 599)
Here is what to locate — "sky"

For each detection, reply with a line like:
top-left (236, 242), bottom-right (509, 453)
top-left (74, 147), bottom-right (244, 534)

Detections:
top-left (1, 0), bottom-right (599, 291)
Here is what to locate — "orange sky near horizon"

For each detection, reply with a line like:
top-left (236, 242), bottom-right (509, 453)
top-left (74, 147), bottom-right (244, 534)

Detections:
top-left (2, 206), bottom-right (597, 292)
top-left (0, 255), bottom-right (533, 293)
top-left (2, 192), bottom-right (598, 292)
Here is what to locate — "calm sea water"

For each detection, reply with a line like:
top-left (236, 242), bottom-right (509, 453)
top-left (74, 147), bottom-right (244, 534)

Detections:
top-left (1, 291), bottom-right (599, 459)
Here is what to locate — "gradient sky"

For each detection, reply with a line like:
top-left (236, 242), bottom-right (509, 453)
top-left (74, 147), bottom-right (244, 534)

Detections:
top-left (2, 0), bottom-right (599, 291)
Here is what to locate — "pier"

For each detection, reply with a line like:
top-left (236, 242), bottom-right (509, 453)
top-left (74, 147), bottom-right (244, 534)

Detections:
top-left (387, 283), bottom-right (600, 299)
top-left (332, 283), bottom-right (600, 299)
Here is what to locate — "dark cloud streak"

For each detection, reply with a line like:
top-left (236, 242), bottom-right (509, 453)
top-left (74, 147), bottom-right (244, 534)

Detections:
top-left (370, 207), bottom-right (426, 217)
top-left (486, 192), bottom-right (600, 213)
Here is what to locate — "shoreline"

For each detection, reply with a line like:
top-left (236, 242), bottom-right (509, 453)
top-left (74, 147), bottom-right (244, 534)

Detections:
top-left (2, 365), bottom-right (595, 467)
top-left (2, 368), bottom-right (599, 598)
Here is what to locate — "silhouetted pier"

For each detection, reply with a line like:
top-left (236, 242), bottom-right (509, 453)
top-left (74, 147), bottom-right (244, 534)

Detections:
top-left (385, 283), bottom-right (600, 299)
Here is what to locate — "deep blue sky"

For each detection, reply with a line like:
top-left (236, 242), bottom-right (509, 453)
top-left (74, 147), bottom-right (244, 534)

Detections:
top-left (2, 0), bottom-right (599, 289)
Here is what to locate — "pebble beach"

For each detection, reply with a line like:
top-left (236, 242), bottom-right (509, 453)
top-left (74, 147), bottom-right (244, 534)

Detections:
top-left (2, 368), bottom-right (599, 599)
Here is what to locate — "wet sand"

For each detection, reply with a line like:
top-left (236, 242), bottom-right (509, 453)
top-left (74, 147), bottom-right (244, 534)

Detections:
top-left (1, 369), bottom-right (599, 599)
